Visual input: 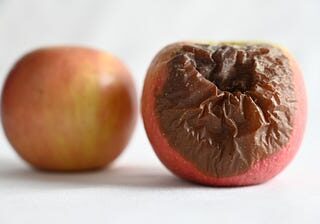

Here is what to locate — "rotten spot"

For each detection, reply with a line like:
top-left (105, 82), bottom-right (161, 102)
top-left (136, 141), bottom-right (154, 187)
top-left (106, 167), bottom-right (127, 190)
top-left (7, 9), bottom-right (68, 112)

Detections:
top-left (155, 43), bottom-right (296, 177)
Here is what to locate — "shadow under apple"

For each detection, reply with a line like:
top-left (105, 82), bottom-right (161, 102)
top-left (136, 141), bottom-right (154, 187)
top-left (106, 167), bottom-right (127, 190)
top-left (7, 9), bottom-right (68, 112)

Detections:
top-left (0, 157), bottom-right (194, 190)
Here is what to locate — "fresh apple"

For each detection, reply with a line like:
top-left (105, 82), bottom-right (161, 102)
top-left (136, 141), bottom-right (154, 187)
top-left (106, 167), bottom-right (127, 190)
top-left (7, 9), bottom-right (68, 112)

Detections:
top-left (142, 42), bottom-right (307, 186)
top-left (2, 46), bottom-right (136, 171)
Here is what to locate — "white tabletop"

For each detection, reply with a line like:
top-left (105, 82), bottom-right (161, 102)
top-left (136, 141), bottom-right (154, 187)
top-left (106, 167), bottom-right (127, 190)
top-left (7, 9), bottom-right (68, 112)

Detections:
top-left (0, 0), bottom-right (319, 223)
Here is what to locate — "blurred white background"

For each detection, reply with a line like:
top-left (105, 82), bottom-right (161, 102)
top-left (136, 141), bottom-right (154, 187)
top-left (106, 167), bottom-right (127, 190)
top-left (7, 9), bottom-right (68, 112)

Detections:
top-left (0, 0), bottom-right (319, 223)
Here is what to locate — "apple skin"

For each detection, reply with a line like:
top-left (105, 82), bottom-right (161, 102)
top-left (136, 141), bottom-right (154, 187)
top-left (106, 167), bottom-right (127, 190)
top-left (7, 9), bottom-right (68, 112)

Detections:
top-left (142, 42), bottom-right (307, 186)
top-left (2, 47), bottom-right (136, 171)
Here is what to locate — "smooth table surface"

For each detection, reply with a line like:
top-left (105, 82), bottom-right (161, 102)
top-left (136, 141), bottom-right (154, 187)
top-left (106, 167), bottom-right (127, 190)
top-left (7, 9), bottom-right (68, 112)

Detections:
top-left (0, 0), bottom-right (319, 223)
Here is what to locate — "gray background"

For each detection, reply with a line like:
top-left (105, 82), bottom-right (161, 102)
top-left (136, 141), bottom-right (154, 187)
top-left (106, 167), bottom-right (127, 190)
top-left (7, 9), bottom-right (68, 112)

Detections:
top-left (0, 0), bottom-right (319, 223)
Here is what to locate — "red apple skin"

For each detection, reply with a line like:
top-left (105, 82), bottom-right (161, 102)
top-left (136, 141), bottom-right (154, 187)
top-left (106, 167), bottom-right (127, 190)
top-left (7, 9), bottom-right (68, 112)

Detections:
top-left (2, 47), bottom-right (136, 171)
top-left (142, 43), bottom-right (307, 186)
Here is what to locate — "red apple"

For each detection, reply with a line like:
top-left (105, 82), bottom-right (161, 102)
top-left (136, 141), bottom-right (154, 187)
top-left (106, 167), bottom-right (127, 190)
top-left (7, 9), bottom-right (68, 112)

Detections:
top-left (142, 42), bottom-right (306, 186)
top-left (2, 46), bottom-right (136, 171)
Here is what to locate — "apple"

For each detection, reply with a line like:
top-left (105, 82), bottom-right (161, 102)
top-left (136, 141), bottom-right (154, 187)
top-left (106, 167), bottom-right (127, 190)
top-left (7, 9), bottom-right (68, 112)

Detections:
top-left (142, 42), bottom-right (307, 186)
top-left (2, 46), bottom-right (136, 171)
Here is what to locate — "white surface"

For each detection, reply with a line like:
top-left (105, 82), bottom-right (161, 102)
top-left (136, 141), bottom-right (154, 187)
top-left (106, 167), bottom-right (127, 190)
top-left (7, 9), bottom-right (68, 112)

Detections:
top-left (0, 0), bottom-right (319, 223)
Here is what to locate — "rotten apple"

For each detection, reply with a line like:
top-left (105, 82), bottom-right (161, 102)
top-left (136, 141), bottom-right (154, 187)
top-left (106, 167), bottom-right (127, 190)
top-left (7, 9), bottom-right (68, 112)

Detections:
top-left (2, 46), bottom-right (136, 171)
top-left (142, 42), bottom-right (306, 186)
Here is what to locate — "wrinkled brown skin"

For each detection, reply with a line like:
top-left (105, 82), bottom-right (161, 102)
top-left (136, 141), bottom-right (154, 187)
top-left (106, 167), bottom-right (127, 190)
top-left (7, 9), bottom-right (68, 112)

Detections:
top-left (142, 42), bottom-right (307, 186)
top-left (2, 47), bottom-right (136, 171)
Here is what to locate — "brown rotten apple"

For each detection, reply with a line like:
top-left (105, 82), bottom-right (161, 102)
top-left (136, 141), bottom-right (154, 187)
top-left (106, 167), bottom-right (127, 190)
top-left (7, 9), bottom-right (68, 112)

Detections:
top-left (142, 42), bottom-right (306, 186)
top-left (2, 47), bottom-right (136, 171)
